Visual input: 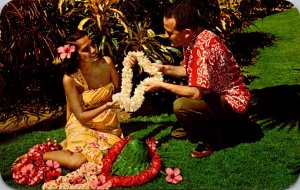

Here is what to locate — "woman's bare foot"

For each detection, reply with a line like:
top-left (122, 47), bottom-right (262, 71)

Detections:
top-left (43, 150), bottom-right (87, 170)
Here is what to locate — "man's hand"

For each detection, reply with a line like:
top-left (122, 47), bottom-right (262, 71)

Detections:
top-left (150, 62), bottom-right (164, 73)
top-left (144, 81), bottom-right (163, 92)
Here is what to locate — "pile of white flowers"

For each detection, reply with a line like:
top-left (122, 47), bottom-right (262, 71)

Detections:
top-left (112, 51), bottom-right (163, 112)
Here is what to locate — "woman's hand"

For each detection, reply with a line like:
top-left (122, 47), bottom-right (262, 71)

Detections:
top-left (105, 100), bottom-right (120, 109)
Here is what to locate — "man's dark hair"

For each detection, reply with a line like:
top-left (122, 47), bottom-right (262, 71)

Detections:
top-left (164, 2), bottom-right (201, 31)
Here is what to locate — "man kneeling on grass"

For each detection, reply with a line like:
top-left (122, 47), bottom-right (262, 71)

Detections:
top-left (140, 2), bottom-right (252, 158)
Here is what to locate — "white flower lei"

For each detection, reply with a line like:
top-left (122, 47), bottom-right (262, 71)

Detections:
top-left (112, 51), bottom-right (163, 112)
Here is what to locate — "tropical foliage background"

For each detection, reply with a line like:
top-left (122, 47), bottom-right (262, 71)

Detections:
top-left (0, 0), bottom-right (293, 131)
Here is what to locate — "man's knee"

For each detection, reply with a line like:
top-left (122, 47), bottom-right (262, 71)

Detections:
top-left (173, 97), bottom-right (187, 115)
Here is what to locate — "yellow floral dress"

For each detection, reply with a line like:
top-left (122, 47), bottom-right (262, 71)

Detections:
top-left (65, 69), bottom-right (122, 164)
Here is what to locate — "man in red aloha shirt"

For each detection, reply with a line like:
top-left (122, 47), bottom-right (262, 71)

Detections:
top-left (144, 2), bottom-right (254, 158)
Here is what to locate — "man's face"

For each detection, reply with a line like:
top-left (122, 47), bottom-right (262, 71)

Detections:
top-left (163, 16), bottom-right (186, 47)
top-left (75, 35), bottom-right (98, 62)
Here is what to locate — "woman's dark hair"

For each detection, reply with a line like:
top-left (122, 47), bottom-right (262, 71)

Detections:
top-left (60, 30), bottom-right (88, 75)
top-left (164, 2), bottom-right (201, 31)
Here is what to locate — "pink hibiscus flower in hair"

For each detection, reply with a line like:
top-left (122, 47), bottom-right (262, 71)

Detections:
top-left (57, 44), bottom-right (75, 59)
top-left (165, 167), bottom-right (183, 184)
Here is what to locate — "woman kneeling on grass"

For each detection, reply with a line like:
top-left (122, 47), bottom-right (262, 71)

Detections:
top-left (42, 30), bottom-right (123, 170)
top-left (11, 30), bottom-right (160, 189)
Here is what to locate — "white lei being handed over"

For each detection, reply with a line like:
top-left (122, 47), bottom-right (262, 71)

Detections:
top-left (112, 51), bottom-right (163, 112)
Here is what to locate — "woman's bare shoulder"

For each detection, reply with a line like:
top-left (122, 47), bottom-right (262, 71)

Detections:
top-left (103, 56), bottom-right (114, 65)
top-left (63, 74), bottom-right (75, 86)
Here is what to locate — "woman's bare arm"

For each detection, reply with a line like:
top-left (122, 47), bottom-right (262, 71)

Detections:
top-left (63, 75), bottom-right (117, 124)
top-left (104, 56), bottom-right (121, 92)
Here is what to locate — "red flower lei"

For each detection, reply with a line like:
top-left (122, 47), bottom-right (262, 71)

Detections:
top-left (11, 139), bottom-right (62, 186)
top-left (100, 136), bottom-right (161, 187)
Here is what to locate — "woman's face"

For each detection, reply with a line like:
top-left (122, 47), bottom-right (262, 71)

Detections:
top-left (75, 35), bottom-right (98, 62)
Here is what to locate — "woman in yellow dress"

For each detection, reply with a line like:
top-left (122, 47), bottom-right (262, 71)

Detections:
top-left (43, 30), bottom-right (123, 170)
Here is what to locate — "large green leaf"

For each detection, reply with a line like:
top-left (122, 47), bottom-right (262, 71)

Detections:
top-left (111, 139), bottom-right (150, 176)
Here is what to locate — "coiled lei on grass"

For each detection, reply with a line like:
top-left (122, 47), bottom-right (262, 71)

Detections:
top-left (100, 136), bottom-right (161, 187)
top-left (112, 51), bottom-right (163, 112)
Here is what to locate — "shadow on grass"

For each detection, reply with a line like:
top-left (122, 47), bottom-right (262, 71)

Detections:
top-left (121, 119), bottom-right (174, 138)
top-left (121, 85), bottom-right (300, 151)
top-left (229, 31), bottom-right (277, 67)
top-left (121, 112), bottom-right (264, 152)
top-left (249, 84), bottom-right (300, 130)
top-left (229, 31), bottom-right (277, 84)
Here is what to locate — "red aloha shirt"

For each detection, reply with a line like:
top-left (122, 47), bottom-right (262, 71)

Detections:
top-left (182, 30), bottom-right (251, 113)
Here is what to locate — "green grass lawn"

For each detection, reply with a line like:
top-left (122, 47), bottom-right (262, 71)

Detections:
top-left (1, 8), bottom-right (300, 190)
top-left (246, 8), bottom-right (300, 89)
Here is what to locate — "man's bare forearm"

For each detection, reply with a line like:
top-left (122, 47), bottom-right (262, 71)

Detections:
top-left (160, 82), bottom-right (202, 100)
top-left (162, 65), bottom-right (187, 78)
